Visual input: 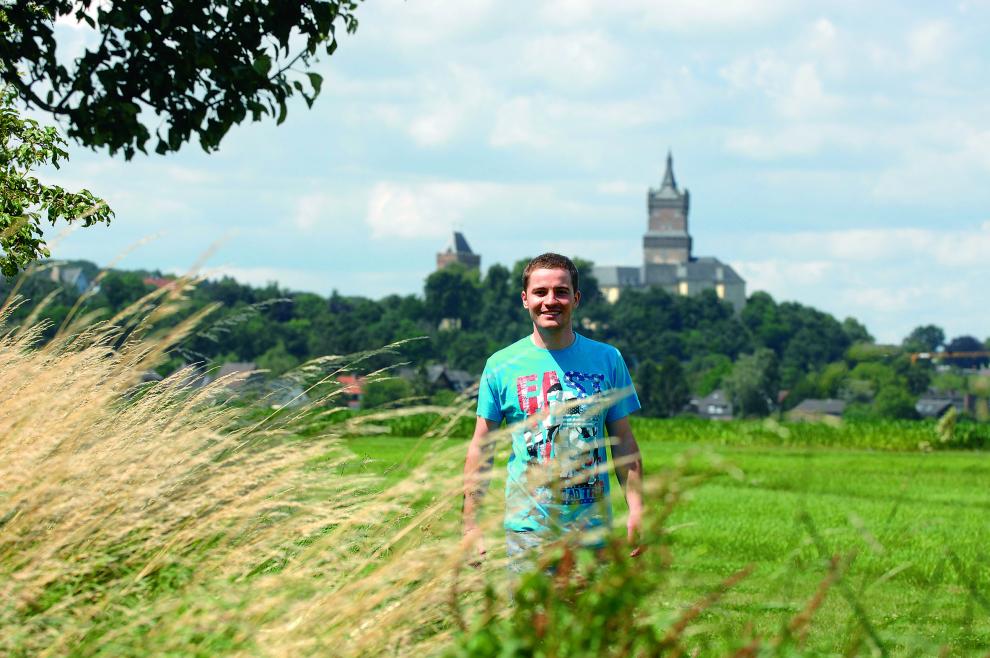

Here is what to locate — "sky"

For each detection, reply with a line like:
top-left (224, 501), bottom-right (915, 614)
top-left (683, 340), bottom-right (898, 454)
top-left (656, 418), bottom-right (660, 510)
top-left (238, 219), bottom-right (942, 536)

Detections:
top-left (39, 0), bottom-right (990, 344)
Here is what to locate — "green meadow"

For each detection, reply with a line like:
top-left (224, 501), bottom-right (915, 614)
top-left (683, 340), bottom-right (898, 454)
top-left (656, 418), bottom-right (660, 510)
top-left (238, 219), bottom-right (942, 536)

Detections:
top-left (6, 319), bottom-right (990, 658)
top-left (345, 428), bottom-right (990, 655)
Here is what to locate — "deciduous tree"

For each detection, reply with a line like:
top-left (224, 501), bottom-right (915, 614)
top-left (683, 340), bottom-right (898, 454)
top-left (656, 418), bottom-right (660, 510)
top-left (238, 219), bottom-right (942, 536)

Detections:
top-left (902, 325), bottom-right (945, 353)
top-left (945, 335), bottom-right (989, 368)
top-left (723, 348), bottom-right (780, 417)
top-left (0, 1), bottom-right (362, 157)
top-left (0, 84), bottom-right (112, 275)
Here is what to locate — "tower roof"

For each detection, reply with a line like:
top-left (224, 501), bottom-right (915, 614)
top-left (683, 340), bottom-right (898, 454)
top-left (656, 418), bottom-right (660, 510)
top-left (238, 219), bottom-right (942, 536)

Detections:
top-left (660, 150), bottom-right (677, 193)
top-left (445, 231), bottom-right (474, 254)
top-left (649, 150), bottom-right (685, 201)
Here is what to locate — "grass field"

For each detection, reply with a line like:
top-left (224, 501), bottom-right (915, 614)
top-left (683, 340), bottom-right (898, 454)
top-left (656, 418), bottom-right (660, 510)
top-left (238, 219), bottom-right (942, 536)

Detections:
top-left (344, 433), bottom-right (990, 655)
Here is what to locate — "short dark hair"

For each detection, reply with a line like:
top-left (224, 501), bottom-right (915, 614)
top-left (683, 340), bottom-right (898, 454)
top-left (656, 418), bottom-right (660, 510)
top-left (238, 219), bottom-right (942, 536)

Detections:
top-left (522, 253), bottom-right (579, 292)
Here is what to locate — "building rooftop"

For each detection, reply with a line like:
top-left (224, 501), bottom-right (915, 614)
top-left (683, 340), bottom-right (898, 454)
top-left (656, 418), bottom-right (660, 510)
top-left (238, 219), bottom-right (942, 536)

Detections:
top-left (444, 231), bottom-right (474, 254)
top-left (648, 151), bottom-right (686, 201)
top-left (792, 398), bottom-right (847, 415)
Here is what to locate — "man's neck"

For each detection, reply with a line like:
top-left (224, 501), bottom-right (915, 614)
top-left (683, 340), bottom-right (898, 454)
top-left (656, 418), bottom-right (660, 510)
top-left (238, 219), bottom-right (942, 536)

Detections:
top-left (531, 325), bottom-right (576, 351)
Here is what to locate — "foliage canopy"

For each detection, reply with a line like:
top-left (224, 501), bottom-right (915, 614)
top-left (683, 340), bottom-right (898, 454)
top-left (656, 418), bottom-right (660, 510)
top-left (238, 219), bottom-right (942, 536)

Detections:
top-left (0, 0), bottom-right (362, 157)
top-left (0, 85), bottom-right (112, 276)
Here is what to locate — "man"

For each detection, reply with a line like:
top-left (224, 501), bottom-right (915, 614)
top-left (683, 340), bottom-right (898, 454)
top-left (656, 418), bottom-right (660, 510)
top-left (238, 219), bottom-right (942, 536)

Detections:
top-left (462, 252), bottom-right (644, 572)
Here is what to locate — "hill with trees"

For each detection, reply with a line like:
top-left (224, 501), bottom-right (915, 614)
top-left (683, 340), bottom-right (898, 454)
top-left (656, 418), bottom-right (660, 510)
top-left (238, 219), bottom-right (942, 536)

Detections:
top-left (3, 258), bottom-right (988, 420)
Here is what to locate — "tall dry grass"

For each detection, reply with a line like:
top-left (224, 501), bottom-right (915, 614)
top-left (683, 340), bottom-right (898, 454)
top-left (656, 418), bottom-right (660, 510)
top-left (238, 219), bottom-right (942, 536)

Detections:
top-left (0, 283), bottom-right (496, 657)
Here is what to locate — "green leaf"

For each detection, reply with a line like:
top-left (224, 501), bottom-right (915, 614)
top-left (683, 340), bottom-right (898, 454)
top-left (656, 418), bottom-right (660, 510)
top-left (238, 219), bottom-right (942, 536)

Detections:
top-left (307, 72), bottom-right (323, 95)
top-left (252, 54), bottom-right (272, 77)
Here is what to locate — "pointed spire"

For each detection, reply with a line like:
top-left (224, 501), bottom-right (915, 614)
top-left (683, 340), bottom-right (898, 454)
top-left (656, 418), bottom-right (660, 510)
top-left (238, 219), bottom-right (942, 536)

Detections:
top-left (660, 149), bottom-right (677, 192)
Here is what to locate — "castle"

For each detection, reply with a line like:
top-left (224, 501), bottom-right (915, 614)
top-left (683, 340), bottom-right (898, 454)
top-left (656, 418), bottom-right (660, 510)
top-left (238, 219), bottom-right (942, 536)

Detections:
top-left (592, 153), bottom-right (746, 310)
top-left (435, 231), bottom-right (481, 271)
top-left (433, 154), bottom-right (745, 310)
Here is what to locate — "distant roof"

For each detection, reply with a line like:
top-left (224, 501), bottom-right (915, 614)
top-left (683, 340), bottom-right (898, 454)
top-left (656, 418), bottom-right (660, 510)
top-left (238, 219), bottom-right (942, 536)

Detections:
top-left (216, 362), bottom-right (256, 379)
top-left (444, 231), bottom-right (474, 254)
top-left (143, 276), bottom-right (174, 289)
top-left (629, 258), bottom-right (745, 286)
top-left (592, 265), bottom-right (642, 287)
top-left (694, 389), bottom-right (729, 407)
top-left (792, 398), bottom-right (846, 415)
top-left (337, 374), bottom-right (366, 395)
top-left (915, 392), bottom-right (963, 418)
top-left (648, 151), bottom-right (685, 201)
top-left (687, 258), bottom-right (745, 283)
top-left (916, 399), bottom-right (952, 417)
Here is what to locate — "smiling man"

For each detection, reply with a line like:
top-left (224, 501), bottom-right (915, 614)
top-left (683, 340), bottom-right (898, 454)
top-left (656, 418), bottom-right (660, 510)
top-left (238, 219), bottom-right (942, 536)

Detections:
top-left (462, 252), bottom-right (644, 572)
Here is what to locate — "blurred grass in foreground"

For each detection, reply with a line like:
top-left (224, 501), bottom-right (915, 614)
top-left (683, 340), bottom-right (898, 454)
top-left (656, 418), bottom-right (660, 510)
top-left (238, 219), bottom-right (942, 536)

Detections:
top-left (0, 284), bottom-right (491, 657)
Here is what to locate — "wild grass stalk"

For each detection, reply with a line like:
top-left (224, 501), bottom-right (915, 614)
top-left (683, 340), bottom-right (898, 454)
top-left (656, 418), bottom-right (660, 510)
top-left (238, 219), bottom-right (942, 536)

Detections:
top-left (0, 286), bottom-right (506, 656)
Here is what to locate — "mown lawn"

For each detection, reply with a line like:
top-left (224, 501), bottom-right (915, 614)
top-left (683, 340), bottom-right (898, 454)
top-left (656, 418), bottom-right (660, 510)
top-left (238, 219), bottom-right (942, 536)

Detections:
top-left (344, 434), bottom-right (990, 655)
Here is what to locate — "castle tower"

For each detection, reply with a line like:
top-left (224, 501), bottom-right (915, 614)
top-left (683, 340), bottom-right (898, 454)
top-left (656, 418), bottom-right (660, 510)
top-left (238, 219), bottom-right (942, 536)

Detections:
top-left (436, 231), bottom-right (481, 271)
top-left (643, 151), bottom-right (691, 265)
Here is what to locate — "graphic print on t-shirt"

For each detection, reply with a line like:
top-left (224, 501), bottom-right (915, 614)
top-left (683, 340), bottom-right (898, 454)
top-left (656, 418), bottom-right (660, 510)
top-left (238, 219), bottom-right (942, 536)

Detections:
top-left (515, 370), bottom-right (606, 506)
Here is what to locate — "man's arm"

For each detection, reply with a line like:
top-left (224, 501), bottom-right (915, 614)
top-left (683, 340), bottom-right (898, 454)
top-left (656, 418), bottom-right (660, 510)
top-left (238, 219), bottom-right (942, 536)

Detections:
top-left (463, 415), bottom-right (500, 561)
top-left (606, 415), bottom-right (645, 556)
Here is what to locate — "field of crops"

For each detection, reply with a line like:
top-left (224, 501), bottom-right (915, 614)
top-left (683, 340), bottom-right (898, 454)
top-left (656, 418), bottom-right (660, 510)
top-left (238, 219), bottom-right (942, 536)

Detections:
top-left (322, 410), bottom-right (990, 452)
top-left (346, 429), bottom-right (990, 655)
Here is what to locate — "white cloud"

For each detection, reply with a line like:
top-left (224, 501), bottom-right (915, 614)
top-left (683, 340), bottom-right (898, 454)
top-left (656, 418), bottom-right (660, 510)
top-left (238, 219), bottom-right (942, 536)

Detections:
top-left (907, 20), bottom-right (953, 66)
top-left (729, 222), bottom-right (990, 341)
top-left (811, 17), bottom-right (837, 46)
top-left (747, 225), bottom-right (990, 265)
top-left (490, 92), bottom-right (685, 152)
top-left (349, 65), bottom-right (493, 148)
top-left (778, 63), bottom-right (841, 118)
top-left (407, 66), bottom-right (492, 146)
top-left (733, 259), bottom-right (834, 292)
top-left (721, 53), bottom-right (842, 119)
top-left (724, 127), bottom-right (826, 159)
top-left (518, 31), bottom-right (623, 89)
top-left (371, 0), bottom-right (497, 46)
top-left (164, 166), bottom-right (219, 185)
top-left (408, 106), bottom-right (465, 147)
top-left (536, 0), bottom-right (598, 26)
top-left (365, 181), bottom-right (500, 240)
top-left (292, 193), bottom-right (334, 232)
top-left (630, 0), bottom-right (788, 30)
top-left (489, 97), bottom-right (553, 149)
top-left (596, 180), bottom-right (639, 196)
top-left (539, 0), bottom-right (789, 31)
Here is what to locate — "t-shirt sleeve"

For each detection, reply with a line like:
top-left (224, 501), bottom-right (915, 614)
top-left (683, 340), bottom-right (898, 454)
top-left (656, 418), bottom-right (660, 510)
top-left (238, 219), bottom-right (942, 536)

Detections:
top-left (476, 359), bottom-right (504, 422)
top-left (606, 348), bottom-right (641, 423)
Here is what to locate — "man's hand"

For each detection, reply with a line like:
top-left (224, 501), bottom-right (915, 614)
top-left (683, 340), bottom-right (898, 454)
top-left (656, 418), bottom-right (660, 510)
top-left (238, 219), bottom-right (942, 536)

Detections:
top-left (463, 416), bottom-right (499, 567)
top-left (607, 415), bottom-right (645, 559)
top-left (627, 507), bottom-right (644, 558)
top-left (463, 525), bottom-right (487, 567)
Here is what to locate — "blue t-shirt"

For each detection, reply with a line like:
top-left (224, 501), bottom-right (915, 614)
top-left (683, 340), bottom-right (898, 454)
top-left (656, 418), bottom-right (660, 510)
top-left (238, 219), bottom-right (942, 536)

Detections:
top-left (476, 333), bottom-right (640, 538)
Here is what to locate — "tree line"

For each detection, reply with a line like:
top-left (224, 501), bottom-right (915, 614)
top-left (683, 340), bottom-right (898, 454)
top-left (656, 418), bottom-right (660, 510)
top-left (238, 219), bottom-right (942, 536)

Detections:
top-left (3, 259), bottom-right (988, 420)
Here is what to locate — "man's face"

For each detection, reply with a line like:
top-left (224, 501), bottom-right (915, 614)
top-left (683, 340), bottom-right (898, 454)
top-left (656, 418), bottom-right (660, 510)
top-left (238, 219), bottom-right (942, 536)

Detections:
top-left (521, 268), bottom-right (580, 332)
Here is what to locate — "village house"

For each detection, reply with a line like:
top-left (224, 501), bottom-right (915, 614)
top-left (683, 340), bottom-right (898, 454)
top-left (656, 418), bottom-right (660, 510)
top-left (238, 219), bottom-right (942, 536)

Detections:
top-left (788, 398), bottom-right (847, 422)
top-left (689, 389), bottom-right (733, 421)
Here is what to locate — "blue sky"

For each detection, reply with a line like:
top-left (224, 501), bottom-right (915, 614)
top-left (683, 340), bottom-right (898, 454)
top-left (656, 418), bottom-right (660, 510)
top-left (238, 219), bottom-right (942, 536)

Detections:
top-left (42, 0), bottom-right (990, 343)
